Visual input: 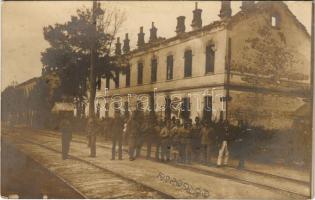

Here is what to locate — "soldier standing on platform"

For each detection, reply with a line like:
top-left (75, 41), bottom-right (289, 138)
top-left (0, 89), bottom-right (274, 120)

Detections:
top-left (86, 118), bottom-right (92, 147)
top-left (111, 112), bottom-right (124, 160)
top-left (200, 121), bottom-right (214, 164)
top-left (87, 117), bottom-right (96, 157)
top-left (178, 120), bottom-right (192, 163)
top-left (145, 115), bottom-right (157, 159)
top-left (170, 119), bottom-right (181, 161)
top-left (60, 117), bottom-right (72, 160)
top-left (135, 116), bottom-right (149, 158)
top-left (154, 120), bottom-right (163, 160)
top-left (235, 120), bottom-right (252, 169)
top-left (160, 120), bottom-right (171, 161)
top-left (216, 120), bottom-right (232, 167)
top-left (192, 117), bottom-right (202, 161)
top-left (127, 115), bottom-right (139, 161)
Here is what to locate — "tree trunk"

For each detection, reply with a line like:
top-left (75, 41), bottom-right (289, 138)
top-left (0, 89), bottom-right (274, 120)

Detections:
top-left (88, 0), bottom-right (97, 118)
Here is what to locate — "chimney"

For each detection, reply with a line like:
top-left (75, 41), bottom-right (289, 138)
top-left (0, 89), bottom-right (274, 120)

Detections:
top-left (115, 37), bottom-right (121, 56)
top-left (137, 26), bottom-right (145, 48)
top-left (123, 33), bottom-right (130, 54)
top-left (219, 1), bottom-right (232, 20)
top-left (240, 1), bottom-right (255, 11)
top-left (149, 22), bottom-right (158, 42)
top-left (176, 16), bottom-right (186, 35)
top-left (191, 2), bottom-right (202, 31)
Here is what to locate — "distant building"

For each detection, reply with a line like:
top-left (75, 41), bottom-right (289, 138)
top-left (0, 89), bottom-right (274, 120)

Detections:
top-left (94, 1), bottom-right (311, 132)
top-left (15, 77), bottom-right (39, 98)
top-left (51, 102), bottom-right (74, 117)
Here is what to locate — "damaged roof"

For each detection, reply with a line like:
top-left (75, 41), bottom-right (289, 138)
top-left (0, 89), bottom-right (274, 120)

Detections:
top-left (123, 1), bottom-right (309, 57)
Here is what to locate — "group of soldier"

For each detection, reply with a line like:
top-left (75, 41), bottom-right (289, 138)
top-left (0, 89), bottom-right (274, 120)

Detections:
top-left (60, 110), bottom-right (252, 169)
top-left (108, 111), bottom-right (252, 168)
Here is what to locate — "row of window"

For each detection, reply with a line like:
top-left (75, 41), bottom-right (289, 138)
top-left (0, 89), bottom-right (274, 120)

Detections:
top-left (104, 44), bottom-right (215, 89)
top-left (98, 95), bottom-right (214, 121)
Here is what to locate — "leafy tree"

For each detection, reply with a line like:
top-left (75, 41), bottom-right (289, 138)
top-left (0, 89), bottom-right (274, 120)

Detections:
top-left (41, 3), bottom-right (126, 116)
top-left (28, 78), bottom-right (51, 127)
top-left (2, 85), bottom-right (18, 123)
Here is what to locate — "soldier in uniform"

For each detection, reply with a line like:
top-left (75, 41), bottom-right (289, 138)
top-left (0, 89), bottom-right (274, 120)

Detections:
top-left (87, 118), bottom-right (96, 157)
top-left (153, 120), bottom-right (162, 160)
top-left (145, 115), bottom-right (158, 159)
top-left (111, 112), bottom-right (124, 160)
top-left (60, 117), bottom-right (72, 160)
top-left (103, 116), bottom-right (111, 140)
top-left (127, 115), bottom-right (139, 161)
top-left (178, 120), bottom-right (192, 163)
top-left (216, 120), bottom-right (233, 167)
top-left (200, 121), bottom-right (214, 164)
top-left (235, 120), bottom-right (252, 169)
top-left (154, 120), bottom-right (164, 160)
top-left (135, 115), bottom-right (149, 158)
top-left (160, 120), bottom-right (171, 161)
top-left (170, 119), bottom-right (181, 161)
top-left (192, 117), bottom-right (202, 161)
top-left (86, 118), bottom-right (92, 148)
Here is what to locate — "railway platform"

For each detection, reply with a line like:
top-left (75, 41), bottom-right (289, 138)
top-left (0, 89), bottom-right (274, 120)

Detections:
top-left (2, 127), bottom-right (311, 199)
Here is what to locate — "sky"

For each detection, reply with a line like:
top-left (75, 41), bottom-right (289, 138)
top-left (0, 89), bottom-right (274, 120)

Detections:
top-left (2, 1), bottom-right (312, 90)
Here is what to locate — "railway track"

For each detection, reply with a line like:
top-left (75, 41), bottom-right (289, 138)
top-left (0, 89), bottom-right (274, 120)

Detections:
top-left (3, 132), bottom-right (172, 199)
top-left (19, 129), bottom-right (311, 182)
top-left (2, 128), bottom-right (310, 199)
top-left (24, 129), bottom-right (311, 184)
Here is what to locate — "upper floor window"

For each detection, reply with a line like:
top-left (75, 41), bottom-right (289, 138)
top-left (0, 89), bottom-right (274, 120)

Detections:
top-left (205, 45), bottom-right (215, 73)
top-left (184, 50), bottom-right (192, 77)
top-left (115, 71), bottom-right (120, 89)
top-left (151, 58), bottom-right (157, 83)
top-left (271, 13), bottom-right (280, 28)
top-left (137, 62), bottom-right (143, 85)
top-left (166, 55), bottom-right (173, 80)
top-left (126, 65), bottom-right (130, 87)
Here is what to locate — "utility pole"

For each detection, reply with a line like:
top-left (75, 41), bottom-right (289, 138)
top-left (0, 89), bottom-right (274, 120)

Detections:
top-left (88, 0), bottom-right (97, 118)
top-left (311, 1), bottom-right (314, 197)
top-left (87, 0), bottom-right (98, 158)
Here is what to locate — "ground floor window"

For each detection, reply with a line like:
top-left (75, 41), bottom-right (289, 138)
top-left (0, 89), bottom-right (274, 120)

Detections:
top-left (165, 96), bottom-right (171, 120)
top-left (96, 103), bottom-right (100, 118)
top-left (181, 97), bottom-right (190, 121)
top-left (105, 103), bottom-right (109, 118)
top-left (203, 96), bottom-right (212, 121)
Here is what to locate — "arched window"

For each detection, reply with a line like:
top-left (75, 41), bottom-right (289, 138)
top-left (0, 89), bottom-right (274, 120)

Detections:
top-left (205, 44), bottom-right (215, 73)
top-left (137, 62), bottom-right (143, 85)
top-left (125, 65), bottom-right (130, 87)
top-left (184, 50), bottom-right (192, 77)
top-left (151, 57), bottom-right (158, 83)
top-left (166, 55), bottom-right (173, 80)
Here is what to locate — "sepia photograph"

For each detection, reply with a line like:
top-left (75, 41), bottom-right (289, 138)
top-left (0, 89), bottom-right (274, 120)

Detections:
top-left (1, 0), bottom-right (314, 199)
